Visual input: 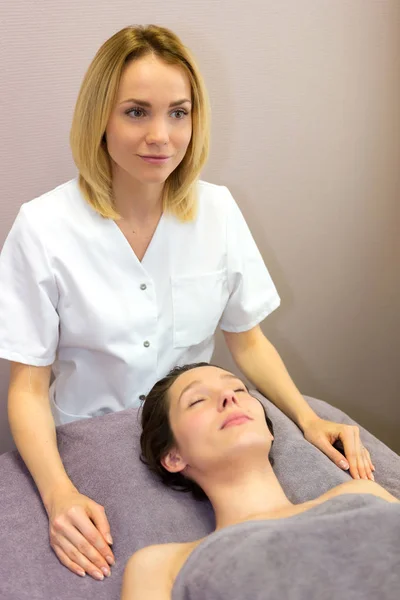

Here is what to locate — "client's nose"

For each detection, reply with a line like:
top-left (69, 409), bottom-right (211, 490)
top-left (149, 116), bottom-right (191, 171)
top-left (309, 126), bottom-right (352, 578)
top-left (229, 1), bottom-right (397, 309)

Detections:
top-left (220, 390), bottom-right (238, 409)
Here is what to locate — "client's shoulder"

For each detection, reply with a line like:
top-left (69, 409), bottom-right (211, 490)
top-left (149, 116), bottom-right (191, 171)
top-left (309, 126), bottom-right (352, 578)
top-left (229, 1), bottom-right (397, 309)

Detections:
top-left (122, 540), bottom-right (201, 600)
top-left (325, 479), bottom-right (399, 504)
top-left (127, 539), bottom-right (195, 567)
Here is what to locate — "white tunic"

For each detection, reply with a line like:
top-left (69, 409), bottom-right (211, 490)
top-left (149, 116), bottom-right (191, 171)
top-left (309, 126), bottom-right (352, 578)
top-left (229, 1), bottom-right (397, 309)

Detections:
top-left (0, 179), bottom-right (280, 424)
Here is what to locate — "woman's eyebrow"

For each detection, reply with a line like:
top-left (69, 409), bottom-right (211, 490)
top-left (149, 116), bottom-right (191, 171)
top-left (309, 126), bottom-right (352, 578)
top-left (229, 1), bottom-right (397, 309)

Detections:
top-left (119, 98), bottom-right (192, 107)
top-left (178, 374), bottom-right (249, 405)
top-left (178, 380), bottom-right (201, 404)
top-left (220, 373), bottom-right (249, 392)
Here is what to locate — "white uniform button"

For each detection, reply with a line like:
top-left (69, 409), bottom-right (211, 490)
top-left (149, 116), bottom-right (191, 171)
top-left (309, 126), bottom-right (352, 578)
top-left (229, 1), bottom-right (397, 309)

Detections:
top-left (139, 394), bottom-right (146, 402)
top-left (143, 340), bottom-right (150, 348)
top-left (140, 283), bottom-right (147, 290)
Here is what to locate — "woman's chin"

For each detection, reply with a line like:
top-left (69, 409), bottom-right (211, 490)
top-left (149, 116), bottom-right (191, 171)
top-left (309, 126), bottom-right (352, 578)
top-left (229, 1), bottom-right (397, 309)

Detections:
top-left (134, 171), bottom-right (172, 185)
top-left (223, 432), bottom-right (272, 455)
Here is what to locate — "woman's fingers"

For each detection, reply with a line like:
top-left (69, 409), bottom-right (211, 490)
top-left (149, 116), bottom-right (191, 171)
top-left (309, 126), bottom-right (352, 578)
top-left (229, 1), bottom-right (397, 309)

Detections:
top-left (363, 446), bottom-right (375, 472)
top-left (353, 427), bottom-right (375, 481)
top-left (339, 425), bottom-right (375, 481)
top-left (47, 490), bottom-right (115, 578)
top-left (69, 503), bottom-right (115, 565)
top-left (52, 543), bottom-right (87, 578)
top-left (58, 519), bottom-right (112, 576)
top-left (88, 502), bottom-right (114, 548)
top-left (54, 533), bottom-right (110, 580)
top-left (338, 426), bottom-right (359, 479)
top-left (353, 428), bottom-right (368, 480)
top-left (302, 418), bottom-right (376, 481)
top-left (362, 447), bottom-right (375, 481)
top-left (50, 505), bottom-right (114, 579)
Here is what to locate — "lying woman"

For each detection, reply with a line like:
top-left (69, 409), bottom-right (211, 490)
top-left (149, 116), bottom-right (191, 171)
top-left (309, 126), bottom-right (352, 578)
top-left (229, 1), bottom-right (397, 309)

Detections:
top-left (121, 363), bottom-right (400, 599)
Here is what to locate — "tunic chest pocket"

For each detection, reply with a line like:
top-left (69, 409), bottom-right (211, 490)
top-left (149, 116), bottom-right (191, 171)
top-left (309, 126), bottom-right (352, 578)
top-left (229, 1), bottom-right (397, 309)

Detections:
top-left (171, 269), bottom-right (229, 348)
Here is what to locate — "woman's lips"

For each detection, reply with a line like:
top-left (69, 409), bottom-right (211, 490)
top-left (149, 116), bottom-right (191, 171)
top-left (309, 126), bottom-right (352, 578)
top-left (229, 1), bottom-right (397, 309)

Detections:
top-left (139, 155), bottom-right (171, 164)
top-left (222, 416), bottom-right (251, 429)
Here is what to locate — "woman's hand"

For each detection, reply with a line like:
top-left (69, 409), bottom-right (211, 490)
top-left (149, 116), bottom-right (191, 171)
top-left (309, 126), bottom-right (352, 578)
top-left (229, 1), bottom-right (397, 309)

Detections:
top-left (302, 417), bottom-right (375, 481)
top-left (45, 487), bottom-right (115, 580)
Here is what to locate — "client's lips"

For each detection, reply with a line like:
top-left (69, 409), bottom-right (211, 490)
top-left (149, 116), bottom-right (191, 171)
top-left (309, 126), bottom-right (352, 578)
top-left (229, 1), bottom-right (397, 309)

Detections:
top-left (221, 412), bottom-right (252, 429)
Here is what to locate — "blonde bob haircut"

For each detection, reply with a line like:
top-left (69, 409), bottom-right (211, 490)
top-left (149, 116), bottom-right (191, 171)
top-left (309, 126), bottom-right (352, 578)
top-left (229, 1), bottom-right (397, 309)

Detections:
top-left (70, 25), bottom-right (210, 221)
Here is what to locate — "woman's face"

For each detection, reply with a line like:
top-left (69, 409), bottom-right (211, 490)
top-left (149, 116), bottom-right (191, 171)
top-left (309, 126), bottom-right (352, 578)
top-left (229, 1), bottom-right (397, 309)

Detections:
top-left (163, 366), bottom-right (274, 475)
top-left (105, 53), bottom-right (193, 186)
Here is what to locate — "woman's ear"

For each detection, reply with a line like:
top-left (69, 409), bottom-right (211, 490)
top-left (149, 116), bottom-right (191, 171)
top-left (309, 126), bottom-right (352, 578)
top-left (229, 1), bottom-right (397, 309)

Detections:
top-left (161, 448), bottom-right (187, 473)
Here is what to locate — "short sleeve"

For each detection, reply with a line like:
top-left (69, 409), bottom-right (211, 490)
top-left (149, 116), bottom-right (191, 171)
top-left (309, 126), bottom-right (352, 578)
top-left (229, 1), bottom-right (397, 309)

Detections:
top-left (219, 187), bottom-right (281, 332)
top-left (0, 206), bottom-right (59, 365)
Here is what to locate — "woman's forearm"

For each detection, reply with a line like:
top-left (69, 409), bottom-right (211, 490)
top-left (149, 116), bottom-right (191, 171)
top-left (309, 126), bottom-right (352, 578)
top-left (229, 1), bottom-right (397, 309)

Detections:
top-left (224, 327), bottom-right (319, 430)
top-left (8, 364), bottom-right (77, 508)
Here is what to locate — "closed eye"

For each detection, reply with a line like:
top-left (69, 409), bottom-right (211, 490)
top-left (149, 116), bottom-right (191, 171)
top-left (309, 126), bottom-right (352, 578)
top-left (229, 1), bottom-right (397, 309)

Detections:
top-left (188, 398), bottom-right (205, 407)
top-left (234, 388), bottom-right (247, 393)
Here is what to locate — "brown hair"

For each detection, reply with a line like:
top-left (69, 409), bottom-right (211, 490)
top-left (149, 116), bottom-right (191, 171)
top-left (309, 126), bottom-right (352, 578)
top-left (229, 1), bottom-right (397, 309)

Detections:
top-left (140, 363), bottom-right (275, 501)
top-left (70, 25), bottom-right (210, 221)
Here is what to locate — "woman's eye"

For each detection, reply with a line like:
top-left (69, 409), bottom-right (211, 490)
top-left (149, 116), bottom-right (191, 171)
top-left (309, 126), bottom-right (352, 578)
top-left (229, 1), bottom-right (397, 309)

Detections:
top-left (171, 109), bottom-right (188, 119)
top-left (126, 108), bottom-right (188, 119)
top-left (234, 388), bottom-right (247, 393)
top-left (126, 107), bottom-right (145, 118)
top-left (188, 398), bottom-right (204, 407)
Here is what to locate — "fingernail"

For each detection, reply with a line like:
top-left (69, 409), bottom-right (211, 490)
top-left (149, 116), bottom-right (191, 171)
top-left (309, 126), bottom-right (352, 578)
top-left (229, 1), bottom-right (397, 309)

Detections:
top-left (370, 474), bottom-right (375, 481)
top-left (339, 460), bottom-right (349, 470)
top-left (77, 570), bottom-right (85, 577)
top-left (106, 534), bottom-right (113, 545)
top-left (92, 571), bottom-right (104, 581)
top-left (106, 555), bottom-right (115, 566)
top-left (101, 566), bottom-right (110, 577)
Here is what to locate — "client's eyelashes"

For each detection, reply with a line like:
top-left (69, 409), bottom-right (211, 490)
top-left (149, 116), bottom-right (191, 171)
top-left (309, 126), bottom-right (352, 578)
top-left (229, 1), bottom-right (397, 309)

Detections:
top-left (188, 398), bottom-right (205, 407)
top-left (188, 388), bottom-right (246, 407)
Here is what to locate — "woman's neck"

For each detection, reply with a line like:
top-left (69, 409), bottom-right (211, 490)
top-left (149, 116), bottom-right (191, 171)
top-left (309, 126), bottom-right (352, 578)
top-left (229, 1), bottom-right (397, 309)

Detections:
top-left (112, 167), bottom-right (164, 223)
top-left (199, 462), bottom-right (294, 531)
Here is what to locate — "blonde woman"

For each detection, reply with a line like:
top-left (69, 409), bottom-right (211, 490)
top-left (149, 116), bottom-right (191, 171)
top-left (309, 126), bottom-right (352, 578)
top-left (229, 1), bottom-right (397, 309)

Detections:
top-left (0, 25), bottom-right (374, 582)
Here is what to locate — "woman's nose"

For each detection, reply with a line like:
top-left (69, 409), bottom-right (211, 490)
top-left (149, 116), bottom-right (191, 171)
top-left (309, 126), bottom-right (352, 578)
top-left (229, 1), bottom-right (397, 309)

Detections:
top-left (220, 390), bottom-right (238, 409)
top-left (145, 119), bottom-right (169, 145)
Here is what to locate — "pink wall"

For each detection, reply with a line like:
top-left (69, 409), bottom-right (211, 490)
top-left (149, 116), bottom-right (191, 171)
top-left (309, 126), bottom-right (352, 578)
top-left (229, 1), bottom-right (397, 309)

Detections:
top-left (1, 0), bottom-right (399, 453)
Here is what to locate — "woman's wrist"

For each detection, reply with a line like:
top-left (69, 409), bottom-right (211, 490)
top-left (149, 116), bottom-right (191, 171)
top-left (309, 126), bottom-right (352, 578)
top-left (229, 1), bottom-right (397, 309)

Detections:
top-left (296, 408), bottom-right (322, 432)
top-left (42, 479), bottom-right (79, 512)
top-left (266, 385), bottom-right (320, 432)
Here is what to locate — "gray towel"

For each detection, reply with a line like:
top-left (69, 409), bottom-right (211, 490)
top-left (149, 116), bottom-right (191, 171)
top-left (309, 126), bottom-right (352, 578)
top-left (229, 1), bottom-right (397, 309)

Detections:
top-left (172, 494), bottom-right (400, 599)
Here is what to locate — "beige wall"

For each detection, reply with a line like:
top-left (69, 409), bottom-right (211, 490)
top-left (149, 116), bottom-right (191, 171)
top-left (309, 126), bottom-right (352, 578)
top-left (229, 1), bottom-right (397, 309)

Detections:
top-left (1, 0), bottom-right (399, 454)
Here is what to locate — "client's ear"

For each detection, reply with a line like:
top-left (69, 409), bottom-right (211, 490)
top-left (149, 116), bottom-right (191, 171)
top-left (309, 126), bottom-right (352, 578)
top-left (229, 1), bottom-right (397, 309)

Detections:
top-left (161, 448), bottom-right (187, 473)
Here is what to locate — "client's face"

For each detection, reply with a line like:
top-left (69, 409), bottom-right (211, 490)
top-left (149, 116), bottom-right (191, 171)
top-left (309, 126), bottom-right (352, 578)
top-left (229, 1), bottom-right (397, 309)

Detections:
top-left (162, 366), bottom-right (273, 475)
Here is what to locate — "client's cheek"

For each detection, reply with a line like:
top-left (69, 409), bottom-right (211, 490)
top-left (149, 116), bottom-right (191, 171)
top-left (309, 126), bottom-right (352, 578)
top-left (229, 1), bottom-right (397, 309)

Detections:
top-left (178, 422), bottom-right (205, 449)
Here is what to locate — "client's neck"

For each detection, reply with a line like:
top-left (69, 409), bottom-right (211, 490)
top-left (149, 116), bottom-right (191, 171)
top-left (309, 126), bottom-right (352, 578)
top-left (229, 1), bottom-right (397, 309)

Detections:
top-left (200, 462), bottom-right (293, 530)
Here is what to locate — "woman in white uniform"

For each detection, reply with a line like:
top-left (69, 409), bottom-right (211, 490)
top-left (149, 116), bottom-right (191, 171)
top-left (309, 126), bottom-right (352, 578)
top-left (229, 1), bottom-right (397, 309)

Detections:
top-left (0, 25), bottom-right (374, 581)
